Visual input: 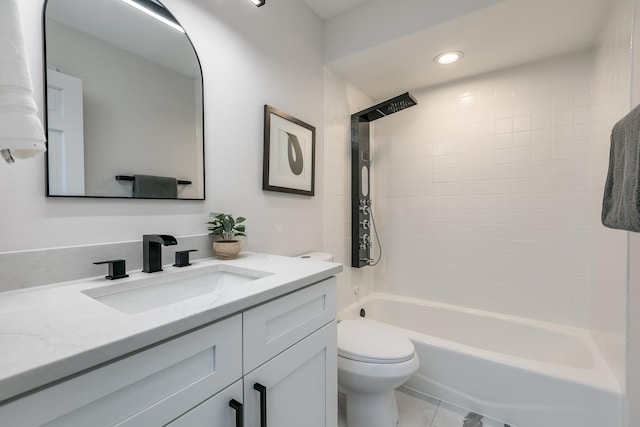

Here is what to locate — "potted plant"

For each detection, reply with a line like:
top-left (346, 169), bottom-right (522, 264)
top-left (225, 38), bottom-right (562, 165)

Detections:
top-left (207, 212), bottom-right (246, 259)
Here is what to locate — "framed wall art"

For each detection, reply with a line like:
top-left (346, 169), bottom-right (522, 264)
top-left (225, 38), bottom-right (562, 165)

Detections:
top-left (263, 105), bottom-right (316, 196)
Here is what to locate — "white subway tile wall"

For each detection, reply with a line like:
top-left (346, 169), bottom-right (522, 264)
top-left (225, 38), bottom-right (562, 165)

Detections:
top-left (588, 0), bottom-right (632, 390)
top-left (323, 0), bottom-right (631, 392)
top-left (371, 50), bottom-right (626, 329)
top-left (323, 68), bottom-right (376, 311)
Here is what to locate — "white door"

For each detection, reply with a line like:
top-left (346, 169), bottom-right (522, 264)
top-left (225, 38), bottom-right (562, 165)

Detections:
top-left (243, 322), bottom-right (337, 427)
top-left (47, 68), bottom-right (85, 196)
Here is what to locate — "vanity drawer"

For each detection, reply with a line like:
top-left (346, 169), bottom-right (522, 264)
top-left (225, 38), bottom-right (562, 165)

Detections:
top-left (0, 314), bottom-right (242, 427)
top-left (243, 277), bottom-right (336, 373)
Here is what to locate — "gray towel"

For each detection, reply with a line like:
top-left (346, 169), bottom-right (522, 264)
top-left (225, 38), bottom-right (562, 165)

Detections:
top-left (602, 104), bottom-right (640, 231)
top-left (133, 174), bottom-right (178, 199)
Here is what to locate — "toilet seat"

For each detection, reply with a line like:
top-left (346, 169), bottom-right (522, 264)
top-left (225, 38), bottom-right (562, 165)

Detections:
top-left (338, 318), bottom-right (415, 364)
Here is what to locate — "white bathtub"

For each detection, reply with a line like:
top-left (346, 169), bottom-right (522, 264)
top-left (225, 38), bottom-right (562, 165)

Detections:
top-left (339, 293), bottom-right (621, 427)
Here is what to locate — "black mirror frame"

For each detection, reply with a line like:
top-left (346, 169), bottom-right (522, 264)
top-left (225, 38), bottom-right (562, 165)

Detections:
top-left (41, 0), bottom-right (206, 200)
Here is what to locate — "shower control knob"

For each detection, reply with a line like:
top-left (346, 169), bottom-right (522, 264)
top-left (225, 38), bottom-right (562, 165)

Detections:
top-left (359, 199), bottom-right (371, 215)
top-left (360, 219), bottom-right (370, 230)
top-left (360, 234), bottom-right (370, 250)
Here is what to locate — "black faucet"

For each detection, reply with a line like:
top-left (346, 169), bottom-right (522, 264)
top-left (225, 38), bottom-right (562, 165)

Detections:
top-left (143, 234), bottom-right (177, 273)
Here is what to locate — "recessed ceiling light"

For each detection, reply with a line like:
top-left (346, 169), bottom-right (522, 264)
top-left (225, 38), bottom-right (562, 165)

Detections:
top-left (434, 51), bottom-right (464, 65)
top-left (249, 0), bottom-right (266, 6)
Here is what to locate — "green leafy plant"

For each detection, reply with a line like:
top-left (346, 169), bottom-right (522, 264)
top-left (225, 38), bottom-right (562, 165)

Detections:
top-left (207, 213), bottom-right (246, 241)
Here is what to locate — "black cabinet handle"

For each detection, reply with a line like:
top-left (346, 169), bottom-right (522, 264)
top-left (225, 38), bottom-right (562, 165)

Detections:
top-left (229, 399), bottom-right (243, 427)
top-left (253, 383), bottom-right (267, 427)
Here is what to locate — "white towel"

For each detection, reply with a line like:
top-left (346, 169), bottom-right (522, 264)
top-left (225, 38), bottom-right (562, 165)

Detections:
top-left (0, 0), bottom-right (46, 163)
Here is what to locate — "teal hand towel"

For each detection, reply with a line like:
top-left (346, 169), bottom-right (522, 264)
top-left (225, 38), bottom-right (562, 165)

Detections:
top-left (133, 174), bottom-right (178, 199)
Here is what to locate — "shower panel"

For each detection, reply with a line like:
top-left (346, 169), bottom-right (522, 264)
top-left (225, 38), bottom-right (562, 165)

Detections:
top-left (351, 92), bottom-right (417, 268)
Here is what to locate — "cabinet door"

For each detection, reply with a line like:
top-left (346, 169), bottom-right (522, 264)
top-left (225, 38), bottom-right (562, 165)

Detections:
top-left (167, 380), bottom-right (243, 427)
top-left (243, 321), bottom-right (337, 427)
top-left (243, 277), bottom-right (336, 374)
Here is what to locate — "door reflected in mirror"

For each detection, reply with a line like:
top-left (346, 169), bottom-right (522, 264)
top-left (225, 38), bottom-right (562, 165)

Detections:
top-left (44, 0), bottom-right (205, 199)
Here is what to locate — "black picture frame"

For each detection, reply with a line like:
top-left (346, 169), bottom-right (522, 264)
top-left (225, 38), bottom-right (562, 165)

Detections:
top-left (263, 105), bottom-right (316, 196)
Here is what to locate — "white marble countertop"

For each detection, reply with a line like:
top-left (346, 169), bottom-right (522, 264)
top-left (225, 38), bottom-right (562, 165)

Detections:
top-left (0, 252), bottom-right (342, 403)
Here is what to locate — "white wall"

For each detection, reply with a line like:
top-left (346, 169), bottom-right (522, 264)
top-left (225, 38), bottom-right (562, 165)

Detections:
top-left (0, 0), bottom-right (324, 257)
top-left (588, 0), bottom-right (633, 394)
top-left (323, 68), bottom-right (375, 311)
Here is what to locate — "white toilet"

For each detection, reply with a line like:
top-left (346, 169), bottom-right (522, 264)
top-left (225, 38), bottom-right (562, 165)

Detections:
top-left (297, 252), bottom-right (419, 427)
top-left (338, 318), bottom-right (419, 427)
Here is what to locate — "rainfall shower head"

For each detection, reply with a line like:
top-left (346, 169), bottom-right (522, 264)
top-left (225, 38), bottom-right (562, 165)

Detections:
top-left (354, 92), bottom-right (417, 122)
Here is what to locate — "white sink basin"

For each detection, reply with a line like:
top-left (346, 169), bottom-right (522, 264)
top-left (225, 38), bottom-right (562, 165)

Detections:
top-left (82, 264), bottom-right (272, 314)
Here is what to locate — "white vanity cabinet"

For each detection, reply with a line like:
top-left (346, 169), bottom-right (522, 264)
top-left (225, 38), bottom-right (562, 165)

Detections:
top-left (0, 276), bottom-right (337, 427)
top-left (169, 276), bottom-right (337, 427)
top-left (243, 278), bottom-right (337, 427)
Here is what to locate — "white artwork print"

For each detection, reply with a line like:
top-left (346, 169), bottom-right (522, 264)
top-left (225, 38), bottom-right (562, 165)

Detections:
top-left (269, 113), bottom-right (312, 191)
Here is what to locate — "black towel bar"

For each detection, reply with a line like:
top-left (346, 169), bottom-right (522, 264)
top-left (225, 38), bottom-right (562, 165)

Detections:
top-left (116, 175), bottom-right (192, 185)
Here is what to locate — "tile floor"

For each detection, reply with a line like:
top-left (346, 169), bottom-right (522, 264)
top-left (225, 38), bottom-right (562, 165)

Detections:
top-left (338, 387), bottom-right (511, 427)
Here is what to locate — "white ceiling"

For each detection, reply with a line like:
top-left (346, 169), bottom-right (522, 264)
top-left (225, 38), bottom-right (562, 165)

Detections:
top-left (47, 0), bottom-right (617, 102)
top-left (303, 0), bottom-right (615, 101)
top-left (302, 0), bottom-right (373, 20)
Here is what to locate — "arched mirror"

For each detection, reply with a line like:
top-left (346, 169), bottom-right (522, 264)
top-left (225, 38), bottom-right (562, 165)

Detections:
top-left (43, 0), bottom-right (204, 199)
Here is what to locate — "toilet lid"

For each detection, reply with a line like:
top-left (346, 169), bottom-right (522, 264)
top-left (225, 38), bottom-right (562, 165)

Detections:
top-left (338, 318), bottom-right (415, 364)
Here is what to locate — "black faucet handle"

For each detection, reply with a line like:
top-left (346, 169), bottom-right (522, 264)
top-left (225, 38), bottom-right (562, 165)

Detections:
top-left (94, 259), bottom-right (129, 280)
top-left (174, 249), bottom-right (198, 267)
